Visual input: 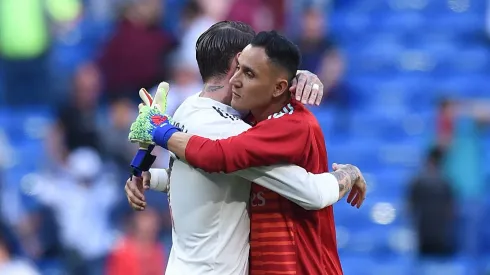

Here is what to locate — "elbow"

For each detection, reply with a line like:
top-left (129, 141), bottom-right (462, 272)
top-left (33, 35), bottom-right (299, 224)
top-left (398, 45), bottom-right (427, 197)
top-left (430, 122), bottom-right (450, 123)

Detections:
top-left (302, 173), bottom-right (340, 210)
top-left (303, 195), bottom-right (329, 210)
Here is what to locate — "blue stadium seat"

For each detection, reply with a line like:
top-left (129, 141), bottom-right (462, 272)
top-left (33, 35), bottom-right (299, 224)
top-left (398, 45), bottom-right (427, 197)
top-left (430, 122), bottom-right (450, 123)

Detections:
top-left (378, 12), bottom-right (426, 34)
top-left (430, 11), bottom-right (484, 36)
top-left (0, 65), bottom-right (5, 105)
top-left (0, 107), bottom-right (53, 143)
top-left (440, 47), bottom-right (490, 74)
top-left (38, 258), bottom-right (64, 275)
top-left (480, 255), bottom-right (490, 274)
top-left (346, 39), bottom-right (403, 74)
top-left (415, 256), bottom-right (478, 275)
top-left (368, 172), bottom-right (411, 199)
top-left (432, 74), bottom-right (490, 98)
top-left (349, 75), bottom-right (436, 111)
top-left (341, 255), bottom-right (414, 275)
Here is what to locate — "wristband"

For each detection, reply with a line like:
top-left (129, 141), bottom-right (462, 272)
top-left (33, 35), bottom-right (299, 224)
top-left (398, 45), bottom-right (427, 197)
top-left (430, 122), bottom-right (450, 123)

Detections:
top-left (148, 168), bottom-right (170, 192)
top-left (152, 125), bottom-right (181, 149)
top-left (130, 147), bottom-right (157, 177)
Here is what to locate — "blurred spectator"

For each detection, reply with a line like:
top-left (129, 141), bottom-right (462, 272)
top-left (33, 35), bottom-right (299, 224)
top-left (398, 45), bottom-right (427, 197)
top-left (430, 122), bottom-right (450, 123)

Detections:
top-left (296, 7), bottom-right (335, 74)
top-left (197, 0), bottom-right (231, 23)
top-left (296, 7), bottom-right (352, 133)
top-left (318, 49), bottom-right (353, 132)
top-left (153, 60), bottom-right (202, 116)
top-left (440, 99), bottom-right (490, 200)
top-left (317, 48), bottom-right (350, 106)
top-left (32, 148), bottom-right (120, 275)
top-left (98, 0), bottom-right (176, 101)
top-left (177, 0), bottom-right (216, 74)
top-left (53, 62), bottom-right (102, 158)
top-left (84, 0), bottom-right (117, 23)
top-left (15, 206), bottom-right (62, 263)
top-left (437, 98), bottom-right (490, 150)
top-left (106, 207), bottom-right (166, 275)
top-left (436, 98), bottom-right (456, 150)
top-left (0, 0), bottom-right (82, 105)
top-left (226, 0), bottom-right (278, 32)
top-left (0, 229), bottom-right (40, 275)
top-left (101, 96), bottom-right (138, 181)
top-left (146, 59), bottom-right (203, 169)
top-left (408, 146), bottom-right (456, 257)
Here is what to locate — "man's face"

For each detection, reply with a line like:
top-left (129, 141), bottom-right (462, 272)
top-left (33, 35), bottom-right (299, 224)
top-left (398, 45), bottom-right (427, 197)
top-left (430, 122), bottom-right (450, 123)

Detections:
top-left (230, 45), bottom-right (288, 112)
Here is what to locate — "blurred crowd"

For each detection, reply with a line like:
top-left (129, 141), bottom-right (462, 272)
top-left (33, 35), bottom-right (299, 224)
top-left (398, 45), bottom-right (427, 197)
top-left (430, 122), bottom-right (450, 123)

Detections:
top-left (0, 0), bottom-right (489, 274)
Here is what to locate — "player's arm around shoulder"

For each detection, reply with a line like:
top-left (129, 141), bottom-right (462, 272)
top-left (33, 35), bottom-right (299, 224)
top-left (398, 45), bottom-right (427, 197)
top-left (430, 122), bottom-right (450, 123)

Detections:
top-left (166, 108), bottom-right (309, 173)
top-left (233, 165), bottom-right (340, 210)
top-left (232, 161), bottom-right (367, 211)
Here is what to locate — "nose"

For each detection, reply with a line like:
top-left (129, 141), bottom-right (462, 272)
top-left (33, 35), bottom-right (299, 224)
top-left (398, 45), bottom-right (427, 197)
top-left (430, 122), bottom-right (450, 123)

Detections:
top-left (230, 71), bottom-right (242, 89)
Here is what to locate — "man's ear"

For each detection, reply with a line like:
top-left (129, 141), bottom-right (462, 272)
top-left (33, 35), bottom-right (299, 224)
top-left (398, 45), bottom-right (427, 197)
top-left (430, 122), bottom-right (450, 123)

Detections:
top-left (226, 53), bottom-right (241, 78)
top-left (272, 79), bottom-right (289, 98)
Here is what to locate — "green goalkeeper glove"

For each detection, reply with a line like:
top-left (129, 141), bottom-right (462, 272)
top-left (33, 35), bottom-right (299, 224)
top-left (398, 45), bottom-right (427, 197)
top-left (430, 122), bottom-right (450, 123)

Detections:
top-left (129, 82), bottom-right (171, 144)
top-left (128, 82), bottom-right (181, 149)
top-left (128, 105), bottom-right (173, 145)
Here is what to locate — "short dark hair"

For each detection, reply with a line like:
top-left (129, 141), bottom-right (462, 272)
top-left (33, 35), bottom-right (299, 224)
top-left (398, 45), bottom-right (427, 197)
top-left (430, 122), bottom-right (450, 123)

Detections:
top-left (196, 21), bottom-right (255, 82)
top-left (250, 31), bottom-right (301, 82)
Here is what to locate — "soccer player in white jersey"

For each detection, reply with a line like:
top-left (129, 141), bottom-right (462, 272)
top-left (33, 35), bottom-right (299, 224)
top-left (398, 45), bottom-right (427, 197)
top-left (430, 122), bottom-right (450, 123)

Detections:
top-left (125, 21), bottom-right (361, 275)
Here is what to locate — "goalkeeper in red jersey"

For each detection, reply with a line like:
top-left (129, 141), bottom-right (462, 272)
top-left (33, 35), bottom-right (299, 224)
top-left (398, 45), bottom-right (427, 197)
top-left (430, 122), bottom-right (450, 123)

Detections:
top-left (130, 31), bottom-right (366, 275)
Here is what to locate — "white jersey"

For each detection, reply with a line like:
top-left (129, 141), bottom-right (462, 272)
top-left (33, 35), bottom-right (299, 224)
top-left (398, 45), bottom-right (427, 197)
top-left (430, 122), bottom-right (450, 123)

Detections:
top-left (164, 93), bottom-right (339, 275)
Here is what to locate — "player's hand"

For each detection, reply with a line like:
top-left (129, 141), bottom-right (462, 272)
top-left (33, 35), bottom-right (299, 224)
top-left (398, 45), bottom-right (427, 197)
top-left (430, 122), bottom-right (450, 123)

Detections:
top-left (125, 171), bottom-right (151, 211)
top-left (142, 171), bottom-right (151, 190)
top-left (332, 163), bottom-right (366, 208)
top-left (129, 82), bottom-right (172, 145)
top-left (139, 82), bottom-right (169, 113)
top-left (129, 82), bottom-right (179, 147)
top-left (128, 105), bottom-right (172, 144)
top-left (291, 70), bottom-right (324, 106)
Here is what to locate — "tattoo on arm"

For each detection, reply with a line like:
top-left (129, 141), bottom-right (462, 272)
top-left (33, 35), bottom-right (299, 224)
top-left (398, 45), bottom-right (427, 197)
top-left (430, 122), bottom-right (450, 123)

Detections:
top-left (205, 85), bottom-right (224, 92)
top-left (331, 165), bottom-right (359, 194)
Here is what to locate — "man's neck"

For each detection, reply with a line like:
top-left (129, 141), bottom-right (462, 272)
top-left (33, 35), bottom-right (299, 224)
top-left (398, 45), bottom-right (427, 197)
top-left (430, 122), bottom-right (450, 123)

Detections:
top-left (199, 78), bottom-right (232, 106)
top-left (252, 94), bottom-right (291, 122)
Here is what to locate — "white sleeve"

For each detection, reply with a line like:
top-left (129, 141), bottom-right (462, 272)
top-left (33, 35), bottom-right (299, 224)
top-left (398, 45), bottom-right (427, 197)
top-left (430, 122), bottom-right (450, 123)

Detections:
top-left (148, 168), bottom-right (170, 193)
top-left (233, 165), bottom-right (340, 210)
top-left (211, 117), bottom-right (340, 210)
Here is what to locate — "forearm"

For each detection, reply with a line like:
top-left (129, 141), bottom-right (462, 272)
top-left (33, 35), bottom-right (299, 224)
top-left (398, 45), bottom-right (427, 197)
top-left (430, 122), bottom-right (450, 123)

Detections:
top-left (157, 119), bottom-right (304, 173)
top-left (163, 132), bottom-right (192, 160)
top-left (233, 165), bottom-right (339, 210)
top-left (330, 164), bottom-right (360, 200)
top-left (163, 132), bottom-right (231, 172)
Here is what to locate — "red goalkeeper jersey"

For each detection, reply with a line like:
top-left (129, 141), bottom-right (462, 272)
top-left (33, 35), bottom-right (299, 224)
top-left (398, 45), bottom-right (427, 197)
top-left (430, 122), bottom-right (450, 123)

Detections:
top-left (185, 99), bottom-right (343, 275)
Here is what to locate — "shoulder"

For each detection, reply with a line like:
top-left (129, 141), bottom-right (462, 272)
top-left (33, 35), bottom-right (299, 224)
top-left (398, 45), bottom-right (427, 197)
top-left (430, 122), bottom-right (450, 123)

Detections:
top-left (173, 99), bottom-right (250, 138)
top-left (259, 102), bottom-right (313, 132)
top-left (172, 93), bottom-right (200, 115)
